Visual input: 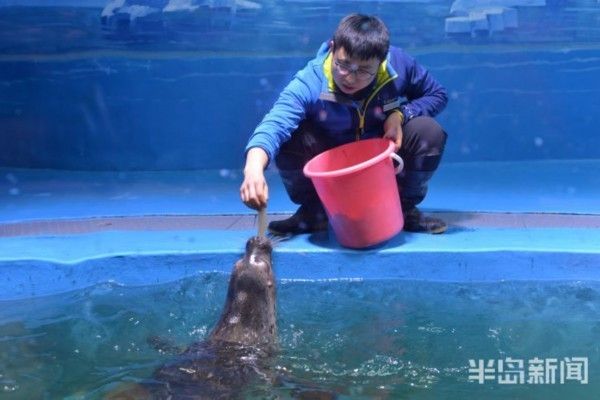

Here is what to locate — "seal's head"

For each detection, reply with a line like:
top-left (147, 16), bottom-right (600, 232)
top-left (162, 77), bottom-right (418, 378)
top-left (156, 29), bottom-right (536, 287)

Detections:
top-left (210, 236), bottom-right (276, 347)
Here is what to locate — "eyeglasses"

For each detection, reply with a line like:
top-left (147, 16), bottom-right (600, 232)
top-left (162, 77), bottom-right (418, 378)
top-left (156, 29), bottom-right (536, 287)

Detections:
top-left (333, 59), bottom-right (377, 81)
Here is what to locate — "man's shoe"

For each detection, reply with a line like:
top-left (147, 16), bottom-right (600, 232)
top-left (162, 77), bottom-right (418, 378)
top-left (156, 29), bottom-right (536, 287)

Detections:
top-left (268, 204), bottom-right (328, 235)
top-left (403, 207), bottom-right (447, 234)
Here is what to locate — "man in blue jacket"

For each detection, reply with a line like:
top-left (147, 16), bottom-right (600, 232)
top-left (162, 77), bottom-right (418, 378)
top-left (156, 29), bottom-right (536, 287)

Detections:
top-left (240, 14), bottom-right (448, 234)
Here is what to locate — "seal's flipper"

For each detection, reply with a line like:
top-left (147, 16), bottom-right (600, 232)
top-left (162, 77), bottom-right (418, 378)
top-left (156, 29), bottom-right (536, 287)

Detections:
top-left (275, 374), bottom-right (339, 399)
top-left (104, 382), bottom-right (151, 399)
top-left (147, 335), bottom-right (185, 355)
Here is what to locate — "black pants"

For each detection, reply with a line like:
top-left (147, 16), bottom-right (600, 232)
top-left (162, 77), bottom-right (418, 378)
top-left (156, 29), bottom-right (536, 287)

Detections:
top-left (275, 116), bottom-right (447, 210)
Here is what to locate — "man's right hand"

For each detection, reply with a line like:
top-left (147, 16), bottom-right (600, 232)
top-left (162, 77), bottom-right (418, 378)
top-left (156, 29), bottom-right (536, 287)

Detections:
top-left (240, 147), bottom-right (269, 210)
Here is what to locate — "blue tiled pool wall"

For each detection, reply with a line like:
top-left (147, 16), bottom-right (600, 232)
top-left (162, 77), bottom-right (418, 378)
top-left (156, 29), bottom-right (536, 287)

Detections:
top-left (0, 0), bottom-right (599, 170)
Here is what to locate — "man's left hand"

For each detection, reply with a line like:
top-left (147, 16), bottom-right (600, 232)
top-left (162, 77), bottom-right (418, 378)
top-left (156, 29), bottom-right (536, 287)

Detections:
top-left (383, 111), bottom-right (404, 151)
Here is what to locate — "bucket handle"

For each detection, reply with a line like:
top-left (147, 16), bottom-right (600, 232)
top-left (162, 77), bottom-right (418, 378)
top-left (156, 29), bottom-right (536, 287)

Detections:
top-left (390, 153), bottom-right (404, 174)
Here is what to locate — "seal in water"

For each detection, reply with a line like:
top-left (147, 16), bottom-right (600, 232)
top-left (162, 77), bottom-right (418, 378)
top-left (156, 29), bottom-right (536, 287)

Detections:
top-left (107, 236), bottom-right (336, 400)
top-left (153, 235), bottom-right (276, 399)
top-left (107, 236), bottom-right (276, 399)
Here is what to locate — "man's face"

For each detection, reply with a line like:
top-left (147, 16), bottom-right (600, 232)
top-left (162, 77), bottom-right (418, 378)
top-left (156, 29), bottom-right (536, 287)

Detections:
top-left (331, 45), bottom-right (380, 95)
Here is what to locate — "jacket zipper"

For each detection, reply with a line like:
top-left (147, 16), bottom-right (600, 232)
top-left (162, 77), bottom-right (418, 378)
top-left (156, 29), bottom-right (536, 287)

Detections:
top-left (354, 76), bottom-right (396, 141)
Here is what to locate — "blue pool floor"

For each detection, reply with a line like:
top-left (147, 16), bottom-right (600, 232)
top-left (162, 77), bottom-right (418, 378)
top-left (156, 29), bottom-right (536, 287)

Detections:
top-left (1, 160), bottom-right (600, 299)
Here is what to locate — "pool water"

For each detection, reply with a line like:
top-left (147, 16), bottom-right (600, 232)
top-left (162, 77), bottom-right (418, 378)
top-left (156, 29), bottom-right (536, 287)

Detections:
top-left (1, 275), bottom-right (598, 399)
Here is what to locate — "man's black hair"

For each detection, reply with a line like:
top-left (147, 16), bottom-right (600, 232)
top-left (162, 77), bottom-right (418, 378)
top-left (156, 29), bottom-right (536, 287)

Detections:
top-left (332, 14), bottom-right (390, 61)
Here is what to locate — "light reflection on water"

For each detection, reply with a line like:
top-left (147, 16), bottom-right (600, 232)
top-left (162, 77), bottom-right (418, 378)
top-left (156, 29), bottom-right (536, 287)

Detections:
top-left (0, 275), bottom-right (599, 399)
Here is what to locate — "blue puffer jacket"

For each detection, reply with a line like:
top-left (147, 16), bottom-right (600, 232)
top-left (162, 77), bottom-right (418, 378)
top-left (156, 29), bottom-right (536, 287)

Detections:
top-left (246, 42), bottom-right (448, 164)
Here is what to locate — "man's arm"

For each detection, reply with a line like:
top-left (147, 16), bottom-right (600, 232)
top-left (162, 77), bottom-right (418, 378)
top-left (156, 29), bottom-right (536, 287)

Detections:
top-left (391, 48), bottom-right (448, 124)
top-left (245, 67), bottom-right (317, 166)
top-left (241, 62), bottom-right (319, 209)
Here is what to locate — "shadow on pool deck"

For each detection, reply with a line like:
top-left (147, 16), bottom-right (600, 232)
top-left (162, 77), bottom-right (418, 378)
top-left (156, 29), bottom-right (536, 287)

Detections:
top-left (1, 160), bottom-right (600, 299)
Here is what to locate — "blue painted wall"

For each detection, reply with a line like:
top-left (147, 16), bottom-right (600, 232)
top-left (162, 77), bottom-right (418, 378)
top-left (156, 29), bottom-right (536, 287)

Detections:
top-left (0, 0), bottom-right (599, 170)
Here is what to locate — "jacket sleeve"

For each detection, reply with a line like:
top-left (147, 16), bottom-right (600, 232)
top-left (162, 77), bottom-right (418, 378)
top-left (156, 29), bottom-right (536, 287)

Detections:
top-left (245, 66), bottom-right (316, 166)
top-left (397, 52), bottom-right (448, 123)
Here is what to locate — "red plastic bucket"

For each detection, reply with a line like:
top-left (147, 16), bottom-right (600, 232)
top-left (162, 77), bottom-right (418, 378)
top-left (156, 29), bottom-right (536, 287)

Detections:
top-left (303, 138), bottom-right (404, 248)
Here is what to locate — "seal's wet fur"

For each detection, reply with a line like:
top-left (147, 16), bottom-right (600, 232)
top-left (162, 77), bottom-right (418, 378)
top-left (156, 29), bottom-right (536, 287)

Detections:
top-left (151, 236), bottom-right (275, 399)
top-left (107, 236), bottom-right (276, 400)
top-left (107, 236), bottom-right (336, 399)
top-left (208, 235), bottom-right (276, 349)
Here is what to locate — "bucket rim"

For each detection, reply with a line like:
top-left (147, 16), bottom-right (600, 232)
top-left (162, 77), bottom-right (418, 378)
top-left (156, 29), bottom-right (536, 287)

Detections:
top-left (303, 138), bottom-right (395, 178)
